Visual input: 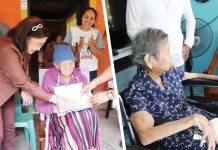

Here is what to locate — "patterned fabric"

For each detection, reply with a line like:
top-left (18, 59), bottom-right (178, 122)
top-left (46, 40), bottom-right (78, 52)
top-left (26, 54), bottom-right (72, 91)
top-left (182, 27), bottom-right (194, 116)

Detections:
top-left (124, 67), bottom-right (218, 149)
top-left (46, 108), bottom-right (100, 150)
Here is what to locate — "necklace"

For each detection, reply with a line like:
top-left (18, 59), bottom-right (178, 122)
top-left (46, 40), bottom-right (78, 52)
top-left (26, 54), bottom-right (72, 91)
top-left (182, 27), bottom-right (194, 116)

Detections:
top-left (154, 78), bottom-right (162, 85)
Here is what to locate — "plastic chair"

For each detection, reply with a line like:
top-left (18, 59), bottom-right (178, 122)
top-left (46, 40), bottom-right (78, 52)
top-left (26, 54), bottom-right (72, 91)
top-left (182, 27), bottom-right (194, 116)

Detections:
top-left (14, 91), bottom-right (37, 150)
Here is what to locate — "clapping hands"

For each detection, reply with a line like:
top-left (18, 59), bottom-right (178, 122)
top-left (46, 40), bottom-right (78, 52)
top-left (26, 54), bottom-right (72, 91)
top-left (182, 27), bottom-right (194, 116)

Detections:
top-left (88, 35), bottom-right (98, 49)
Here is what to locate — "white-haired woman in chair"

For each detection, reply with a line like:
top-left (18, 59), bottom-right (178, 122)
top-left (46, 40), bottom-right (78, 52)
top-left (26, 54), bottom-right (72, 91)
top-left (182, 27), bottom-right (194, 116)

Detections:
top-left (124, 28), bottom-right (218, 150)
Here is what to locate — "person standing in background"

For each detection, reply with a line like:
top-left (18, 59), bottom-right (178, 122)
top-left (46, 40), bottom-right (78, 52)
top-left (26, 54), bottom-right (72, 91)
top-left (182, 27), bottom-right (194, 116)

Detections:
top-left (126, 0), bottom-right (195, 71)
top-left (38, 33), bottom-right (63, 69)
top-left (64, 7), bottom-right (104, 81)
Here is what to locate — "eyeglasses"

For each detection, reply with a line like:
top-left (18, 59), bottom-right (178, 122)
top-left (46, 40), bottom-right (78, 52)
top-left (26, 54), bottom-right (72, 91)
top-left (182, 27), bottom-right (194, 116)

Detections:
top-left (32, 24), bottom-right (43, 31)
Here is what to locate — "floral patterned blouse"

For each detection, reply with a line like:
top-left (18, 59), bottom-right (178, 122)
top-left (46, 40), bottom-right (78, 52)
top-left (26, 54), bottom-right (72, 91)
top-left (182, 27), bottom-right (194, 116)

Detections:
top-left (124, 67), bottom-right (218, 149)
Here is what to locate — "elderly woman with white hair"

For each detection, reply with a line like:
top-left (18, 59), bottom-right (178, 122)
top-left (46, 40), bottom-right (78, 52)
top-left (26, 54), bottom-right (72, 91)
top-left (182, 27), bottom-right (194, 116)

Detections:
top-left (124, 28), bottom-right (218, 150)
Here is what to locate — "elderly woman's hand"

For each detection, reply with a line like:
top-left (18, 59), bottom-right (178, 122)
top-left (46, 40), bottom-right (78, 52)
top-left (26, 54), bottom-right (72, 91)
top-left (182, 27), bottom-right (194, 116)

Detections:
top-left (50, 95), bottom-right (77, 112)
top-left (58, 97), bottom-right (80, 112)
top-left (193, 114), bottom-right (218, 150)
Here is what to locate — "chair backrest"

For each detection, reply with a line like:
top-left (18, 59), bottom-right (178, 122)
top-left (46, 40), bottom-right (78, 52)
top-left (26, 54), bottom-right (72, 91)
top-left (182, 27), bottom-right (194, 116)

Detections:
top-left (207, 47), bottom-right (218, 74)
top-left (38, 69), bottom-right (49, 121)
top-left (80, 68), bottom-right (90, 82)
top-left (203, 48), bottom-right (218, 102)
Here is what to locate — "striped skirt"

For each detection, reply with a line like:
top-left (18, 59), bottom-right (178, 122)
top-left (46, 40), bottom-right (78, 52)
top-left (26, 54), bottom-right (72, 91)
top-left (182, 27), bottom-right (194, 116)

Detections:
top-left (45, 108), bottom-right (100, 150)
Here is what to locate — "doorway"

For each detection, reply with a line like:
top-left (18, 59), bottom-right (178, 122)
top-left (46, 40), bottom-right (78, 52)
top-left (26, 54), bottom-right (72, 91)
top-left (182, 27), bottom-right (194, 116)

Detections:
top-left (28, 0), bottom-right (89, 81)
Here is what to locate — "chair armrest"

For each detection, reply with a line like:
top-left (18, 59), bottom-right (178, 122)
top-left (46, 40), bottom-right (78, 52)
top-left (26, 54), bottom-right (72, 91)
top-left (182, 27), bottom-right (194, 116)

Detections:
top-left (182, 78), bottom-right (218, 88)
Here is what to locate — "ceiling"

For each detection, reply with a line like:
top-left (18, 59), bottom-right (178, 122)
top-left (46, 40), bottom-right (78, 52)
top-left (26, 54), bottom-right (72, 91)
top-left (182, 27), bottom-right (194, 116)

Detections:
top-left (29, 0), bottom-right (85, 20)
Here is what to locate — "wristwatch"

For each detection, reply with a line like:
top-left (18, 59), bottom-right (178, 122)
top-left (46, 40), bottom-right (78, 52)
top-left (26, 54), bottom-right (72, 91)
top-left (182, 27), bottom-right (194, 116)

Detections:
top-left (107, 90), bottom-right (113, 100)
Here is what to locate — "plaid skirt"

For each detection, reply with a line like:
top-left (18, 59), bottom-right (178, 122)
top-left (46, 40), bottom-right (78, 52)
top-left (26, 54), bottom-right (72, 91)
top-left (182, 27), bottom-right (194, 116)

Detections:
top-left (44, 108), bottom-right (100, 150)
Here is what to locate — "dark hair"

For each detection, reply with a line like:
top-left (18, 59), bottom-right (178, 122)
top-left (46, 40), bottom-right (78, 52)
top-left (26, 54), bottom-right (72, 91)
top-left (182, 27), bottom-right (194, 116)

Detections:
top-left (7, 16), bottom-right (50, 53)
top-left (47, 33), bottom-right (62, 43)
top-left (78, 7), bottom-right (98, 27)
top-left (41, 33), bottom-right (62, 50)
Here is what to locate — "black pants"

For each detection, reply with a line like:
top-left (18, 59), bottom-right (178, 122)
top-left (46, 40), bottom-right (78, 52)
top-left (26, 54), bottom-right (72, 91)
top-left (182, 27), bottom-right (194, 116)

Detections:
top-left (89, 70), bottom-right (97, 81)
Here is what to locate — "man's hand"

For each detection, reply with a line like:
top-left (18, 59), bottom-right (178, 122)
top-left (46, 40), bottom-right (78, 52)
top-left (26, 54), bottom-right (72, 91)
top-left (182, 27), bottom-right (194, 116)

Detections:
top-left (82, 79), bottom-right (98, 95)
top-left (182, 44), bottom-right (190, 61)
top-left (90, 91), bottom-right (109, 105)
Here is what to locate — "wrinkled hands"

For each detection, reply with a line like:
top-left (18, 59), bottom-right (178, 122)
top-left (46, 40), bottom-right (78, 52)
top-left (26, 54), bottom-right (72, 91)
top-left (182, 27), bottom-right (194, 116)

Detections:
top-left (193, 114), bottom-right (218, 150)
top-left (50, 95), bottom-right (76, 112)
top-left (21, 90), bottom-right (33, 105)
top-left (57, 97), bottom-right (79, 112)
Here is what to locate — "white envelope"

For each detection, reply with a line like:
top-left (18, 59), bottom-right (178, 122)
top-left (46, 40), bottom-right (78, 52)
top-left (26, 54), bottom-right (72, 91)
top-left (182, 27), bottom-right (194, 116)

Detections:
top-left (53, 83), bottom-right (92, 113)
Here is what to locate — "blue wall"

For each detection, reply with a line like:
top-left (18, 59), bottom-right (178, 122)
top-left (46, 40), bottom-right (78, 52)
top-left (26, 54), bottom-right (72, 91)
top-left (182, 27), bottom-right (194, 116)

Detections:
top-left (191, 0), bottom-right (218, 74)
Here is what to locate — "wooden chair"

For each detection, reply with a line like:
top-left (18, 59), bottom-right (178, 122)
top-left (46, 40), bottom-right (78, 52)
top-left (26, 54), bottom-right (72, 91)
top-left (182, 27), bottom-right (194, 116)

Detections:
top-left (204, 48), bottom-right (218, 103)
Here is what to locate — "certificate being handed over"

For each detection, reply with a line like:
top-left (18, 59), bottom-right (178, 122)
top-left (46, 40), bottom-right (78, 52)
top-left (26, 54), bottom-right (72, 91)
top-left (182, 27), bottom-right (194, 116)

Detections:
top-left (53, 83), bottom-right (92, 112)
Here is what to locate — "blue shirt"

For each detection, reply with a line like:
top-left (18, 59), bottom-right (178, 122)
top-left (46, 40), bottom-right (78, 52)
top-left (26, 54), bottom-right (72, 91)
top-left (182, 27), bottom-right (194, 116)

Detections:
top-left (124, 67), bottom-right (217, 149)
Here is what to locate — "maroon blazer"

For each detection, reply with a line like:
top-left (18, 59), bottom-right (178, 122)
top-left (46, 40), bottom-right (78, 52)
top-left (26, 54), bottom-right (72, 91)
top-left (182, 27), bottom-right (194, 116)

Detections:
top-left (0, 36), bottom-right (51, 106)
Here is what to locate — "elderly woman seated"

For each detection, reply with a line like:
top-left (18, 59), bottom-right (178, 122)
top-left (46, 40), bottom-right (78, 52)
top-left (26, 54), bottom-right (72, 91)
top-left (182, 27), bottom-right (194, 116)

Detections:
top-left (124, 28), bottom-right (218, 150)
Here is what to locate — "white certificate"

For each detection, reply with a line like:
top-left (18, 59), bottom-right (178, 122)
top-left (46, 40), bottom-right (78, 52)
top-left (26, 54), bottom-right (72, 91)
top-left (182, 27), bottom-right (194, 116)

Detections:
top-left (53, 83), bottom-right (92, 112)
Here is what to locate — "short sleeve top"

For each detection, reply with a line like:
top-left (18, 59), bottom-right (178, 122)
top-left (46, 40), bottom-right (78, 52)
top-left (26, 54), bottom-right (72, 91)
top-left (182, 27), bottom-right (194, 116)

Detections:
top-left (124, 67), bottom-right (217, 149)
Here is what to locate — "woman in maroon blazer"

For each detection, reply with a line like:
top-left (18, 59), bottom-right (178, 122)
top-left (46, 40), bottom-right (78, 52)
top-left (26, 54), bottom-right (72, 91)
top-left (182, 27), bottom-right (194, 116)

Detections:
top-left (0, 16), bottom-right (75, 150)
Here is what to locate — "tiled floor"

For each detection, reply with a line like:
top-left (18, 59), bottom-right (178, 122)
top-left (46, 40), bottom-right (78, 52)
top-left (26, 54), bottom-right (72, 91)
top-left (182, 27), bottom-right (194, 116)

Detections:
top-left (15, 109), bottom-right (123, 150)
